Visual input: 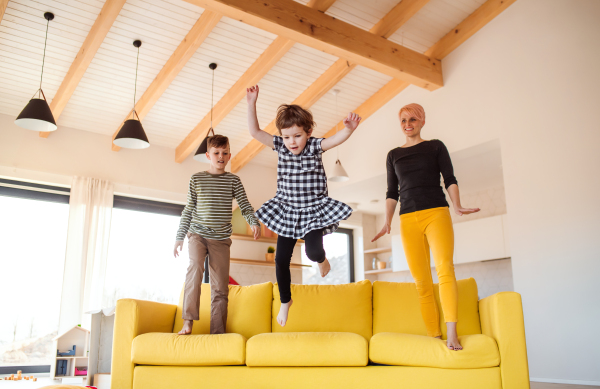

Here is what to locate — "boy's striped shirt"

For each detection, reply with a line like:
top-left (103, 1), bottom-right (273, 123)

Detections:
top-left (176, 172), bottom-right (259, 241)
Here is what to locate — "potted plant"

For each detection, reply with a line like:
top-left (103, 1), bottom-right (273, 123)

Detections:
top-left (265, 246), bottom-right (275, 262)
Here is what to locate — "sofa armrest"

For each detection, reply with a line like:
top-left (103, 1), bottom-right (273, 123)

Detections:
top-left (111, 299), bottom-right (177, 389)
top-left (479, 292), bottom-right (530, 389)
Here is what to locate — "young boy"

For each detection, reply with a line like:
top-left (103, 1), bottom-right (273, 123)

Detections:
top-left (173, 134), bottom-right (261, 335)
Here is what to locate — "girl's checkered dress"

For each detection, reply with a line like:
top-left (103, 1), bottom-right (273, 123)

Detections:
top-left (255, 135), bottom-right (353, 239)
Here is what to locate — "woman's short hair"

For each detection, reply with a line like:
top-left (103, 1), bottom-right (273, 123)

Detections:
top-left (399, 103), bottom-right (426, 122)
top-left (275, 104), bottom-right (315, 134)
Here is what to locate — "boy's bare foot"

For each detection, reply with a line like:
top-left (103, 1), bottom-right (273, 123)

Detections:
top-left (178, 320), bottom-right (193, 335)
top-left (277, 299), bottom-right (293, 327)
top-left (445, 322), bottom-right (462, 350)
top-left (318, 258), bottom-right (331, 277)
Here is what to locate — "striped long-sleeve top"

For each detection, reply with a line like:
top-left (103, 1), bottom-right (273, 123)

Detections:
top-left (176, 171), bottom-right (259, 241)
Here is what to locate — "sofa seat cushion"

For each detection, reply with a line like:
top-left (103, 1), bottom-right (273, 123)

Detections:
top-left (132, 333), bottom-right (245, 366)
top-left (247, 332), bottom-right (368, 367)
top-left (370, 333), bottom-right (499, 369)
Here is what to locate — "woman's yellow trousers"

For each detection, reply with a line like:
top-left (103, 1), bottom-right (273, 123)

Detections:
top-left (400, 207), bottom-right (458, 337)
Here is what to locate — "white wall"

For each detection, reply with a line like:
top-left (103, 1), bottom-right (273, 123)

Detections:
top-left (327, 0), bottom-right (600, 383)
top-left (0, 114), bottom-right (277, 208)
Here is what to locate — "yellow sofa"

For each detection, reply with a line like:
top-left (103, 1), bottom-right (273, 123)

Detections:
top-left (111, 278), bottom-right (529, 389)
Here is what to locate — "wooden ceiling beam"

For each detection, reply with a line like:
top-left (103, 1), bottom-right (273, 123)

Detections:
top-left (174, 0), bottom-right (337, 162)
top-left (371, 0), bottom-right (431, 39)
top-left (319, 0), bottom-right (519, 139)
top-left (229, 0), bottom-right (425, 172)
top-left (0, 0), bottom-right (9, 25)
top-left (425, 0), bottom-right (518, 60)
top-left (111, 10), bottom-right (221, 151)
top-left (39, 0), bottom-right (127, 138)
top-left (184, 0), bottom-right (442, 90)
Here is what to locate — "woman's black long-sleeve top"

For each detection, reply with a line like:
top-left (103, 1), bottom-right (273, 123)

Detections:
top-left (386, 139), bottom-right (458, 215)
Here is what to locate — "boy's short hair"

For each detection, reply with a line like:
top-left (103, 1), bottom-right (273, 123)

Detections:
top-left (275, 104), bottom-right (315, 134)
top-left (207, 134), bottom-right (229, 150)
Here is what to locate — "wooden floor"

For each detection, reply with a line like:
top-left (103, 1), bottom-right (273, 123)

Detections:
top-left (531, 382), bottom-right (600, 389)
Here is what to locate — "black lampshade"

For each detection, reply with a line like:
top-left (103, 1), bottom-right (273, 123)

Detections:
top-left (15, 97), bottom-right (57, 132)
top-left (193, 135), bottom-right (211, 162)
top-left (113, 119), bottom-right (150, 149)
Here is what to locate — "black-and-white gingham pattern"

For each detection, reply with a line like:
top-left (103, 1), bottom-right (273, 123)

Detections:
top-left (255, 136), bottom-right (353, 239)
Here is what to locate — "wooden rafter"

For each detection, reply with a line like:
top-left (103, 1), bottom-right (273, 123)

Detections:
top-left (319, 0), bottom-right (519, 139)
top-left (174, 0), bottom-right (338, 162)
top-left (229, 0), bottom-right (430, 172)
top-left (111, 10), bottom-right (221, 151)
top-left (184, 0), bottom-right (443, 90)
top-left (425, 0), bottom-right (518, 60)
top-left (0, 0), bottom-right (9, 25)
top-left (39, 0), bottom-right (127, 138)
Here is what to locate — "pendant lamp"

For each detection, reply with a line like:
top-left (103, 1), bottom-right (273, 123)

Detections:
top-left (194, 63), bottom-right (218, 163)
top-left (329, 89), bottom-right (350, 182)
top-left (113, 40), bottom-right (150, 149)
top-left (15, 12), bottom-right (57, 132)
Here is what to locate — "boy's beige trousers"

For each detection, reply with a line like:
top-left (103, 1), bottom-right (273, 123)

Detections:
top-left (182, 233), bottom-right (232, 334)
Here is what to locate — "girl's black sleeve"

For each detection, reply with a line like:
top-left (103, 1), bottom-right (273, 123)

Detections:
top-left (386, 150), bottom-right (400, 201)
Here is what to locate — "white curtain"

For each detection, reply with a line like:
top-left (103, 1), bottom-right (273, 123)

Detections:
top-left (58, 177), bottom-right (113, 333)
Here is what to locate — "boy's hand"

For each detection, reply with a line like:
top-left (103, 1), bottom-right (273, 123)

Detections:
top-left (343, 112), bottom-right (362, 131)
top-left (246, 85), bottom-right (259, 105)
top-left (174, 240), bottom-right (183, 258)
top-left (251, 225), bottom-right (261, 240)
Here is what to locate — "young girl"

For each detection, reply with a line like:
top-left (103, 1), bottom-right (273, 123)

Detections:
top-left (372, 103), bottom-right (480, 350)
top-left (246, 85), bottom-right (361, 326)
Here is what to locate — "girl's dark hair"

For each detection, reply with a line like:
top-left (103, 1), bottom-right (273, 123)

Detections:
top-left (275, 104), bottom-right (315, 134)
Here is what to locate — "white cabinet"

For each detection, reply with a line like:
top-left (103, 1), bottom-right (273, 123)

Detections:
top-left (391, 214), bottom-right (510, 271)
top-left (453, 214), bottom-right (510, 264)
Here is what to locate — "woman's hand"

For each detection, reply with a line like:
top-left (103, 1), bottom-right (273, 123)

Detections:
top-left (454, 206), bottom-right (480, 216)
top-left (251, 225), bottom-right (261, 240)
top-left (174, 240), bottom-right (184, 258)
top-left (343, 112), bottom-right (362, 132)
top-left (372, 223), bottom-right (391, 242)
top-left (246, 85), bottom-right (259, 105)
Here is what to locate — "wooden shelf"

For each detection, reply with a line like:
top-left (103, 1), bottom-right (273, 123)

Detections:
top-left (231, 258), bottom-right (310, 268)
top-left (364, 247), bottom-right (392, 254)
top-left (365, 268), bottom-right (393, 274)
top-left (231, 233), bottom-right (304, 245)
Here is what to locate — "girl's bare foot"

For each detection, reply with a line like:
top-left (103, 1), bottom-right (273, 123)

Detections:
top-left (277, 299), bottom-right (293, 327)
top-left (446, 322), bottom-right (462, 350)
top-left (318, 258), bottom-right (331, 277)
top-left (178, 320), bottom-right (193, 335)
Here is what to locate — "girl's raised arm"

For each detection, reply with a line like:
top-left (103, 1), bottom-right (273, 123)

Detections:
top-left (247, 85), bottom-right (274, 149)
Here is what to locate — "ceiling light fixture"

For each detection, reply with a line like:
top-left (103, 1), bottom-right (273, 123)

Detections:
top-left (194, 63), bottom-right (218, 163)
top-left (113, 40), bottom-right (150, 149)
top-left (15, 12), bottom-right (58, 132)
top-left (329, 89), bottom-right (350, 182)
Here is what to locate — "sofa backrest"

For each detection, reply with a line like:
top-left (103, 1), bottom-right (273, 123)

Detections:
top-left (373, 278), bottom-right (481, 339)
top-left (271, 280), bottom-right (373, 340)
top-left (172, 282), bottom-right (273, 339)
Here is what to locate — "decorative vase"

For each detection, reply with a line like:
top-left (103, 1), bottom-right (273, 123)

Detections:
top-left (372, 257), bottom-right (378, 270)
top-left (377, 261), bottom-right (387, 270)
top-left (265, 253), bottom-right (275, 262)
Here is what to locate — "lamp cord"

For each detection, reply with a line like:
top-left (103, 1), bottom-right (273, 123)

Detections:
top-left (335, 92), bottom-right (340, 161)
top-left (132, 45), bottom-right (140, 120)
top-left (39, 17), bottom-right (50, 98)
top-left (210, 66), bottom-right (215, 132)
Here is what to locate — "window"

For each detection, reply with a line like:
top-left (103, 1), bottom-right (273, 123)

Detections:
top-left (102, 197), bottom-right (188, 308)
top-left (0, 180), bottom-right (70, 368)
top-left (301, 228), bottom-right (355, 285)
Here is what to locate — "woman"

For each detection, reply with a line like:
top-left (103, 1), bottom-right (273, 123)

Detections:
top-left (372, 103), bottom-right (479, 350)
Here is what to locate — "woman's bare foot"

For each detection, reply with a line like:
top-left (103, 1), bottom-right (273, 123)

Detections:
top-left (277, 299), bottom-right (293, 327)
top-left (446, 322), bottom-right (462, 350)
top-left (318, 258), bottom-right (331, 277)
top-left (178, 320), bottom-right (193, 335)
